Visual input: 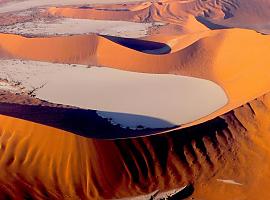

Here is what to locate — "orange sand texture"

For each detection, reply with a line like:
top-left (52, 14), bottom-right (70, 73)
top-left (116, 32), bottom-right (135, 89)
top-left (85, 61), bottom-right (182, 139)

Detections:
top-left (0, 0), bottom-right (270, 199)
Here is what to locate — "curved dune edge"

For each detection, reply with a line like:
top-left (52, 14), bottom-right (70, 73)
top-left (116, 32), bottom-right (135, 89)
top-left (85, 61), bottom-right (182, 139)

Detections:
top-left (0, 1), bottom-right (270, 199)
top-left (0, 92), bottom-right (269, 199)
top-left (46, 0), bottom-right (270, 34)
top-left (0, 59), bottom-right (228, 130)
top-left (45, 2), bottom-right (210, 27)
top-left (46, 4), bottom-right (213, 35)
top-left (1, 28), bottom-right (270, 134)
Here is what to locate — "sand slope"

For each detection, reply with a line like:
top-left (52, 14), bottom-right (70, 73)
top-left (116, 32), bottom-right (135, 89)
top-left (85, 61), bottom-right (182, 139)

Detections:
top-left (47, 0), bottom-right (270, 34)
top-left (0, 92), bottom-right (269, 199)
top-left (1, 28), bottom-right (270, 130)
top-left (0, 0), bottom-right (270, 199)
top-left (0, 33), bottom-right (99, 64)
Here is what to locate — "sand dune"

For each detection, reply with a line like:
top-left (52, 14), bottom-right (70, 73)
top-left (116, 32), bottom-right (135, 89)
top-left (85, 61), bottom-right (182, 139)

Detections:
top-left (0, 92), bottom-right (269, 199)
top-left (47, 5), bottom-right (150, 22)
top-left (1, 0), bottom-right (270, 199)
top-left (197, 0), bottom-right (270, 33)
top-left (113, 185), bottom-right (190, 200)
top-left (47, 0), bottom-right (270, 35)
top-left (0, 33), bottom-right (99, 64)
top-left (1, 28), bottom-right (270, 131)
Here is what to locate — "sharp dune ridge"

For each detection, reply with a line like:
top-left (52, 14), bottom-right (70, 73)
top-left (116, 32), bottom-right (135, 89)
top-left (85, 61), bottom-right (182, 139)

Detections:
top-left (46, 0), bottom-right (270, 31)
top-left (0, 0), bottom-right (270, 199)
top-left (1, 28), bottom-right (270, 131)
top-left (0, 92), bottom-right (269, 199)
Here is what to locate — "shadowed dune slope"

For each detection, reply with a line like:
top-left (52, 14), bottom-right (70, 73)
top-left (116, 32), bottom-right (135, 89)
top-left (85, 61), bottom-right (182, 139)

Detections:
top-left (50, 0), bottom-right (270, 24)
top-left (1, 29), bottom-right (270, 129)
top-left (0, 1), bottom-right (270, 199)
top-left (47, 0), bottom-right (270, 34)
top-left (0, 92), bottom-right (269, 199)
top-left (0, 102), bottom-right (173, 139)
top-left (0, 0), bottom-right (270, 199)
top-left (196, 0), bottom-right (270, 29)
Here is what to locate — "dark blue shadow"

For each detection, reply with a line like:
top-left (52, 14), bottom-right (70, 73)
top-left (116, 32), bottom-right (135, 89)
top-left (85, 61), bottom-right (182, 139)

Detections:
top-left (196, 16), bottom-right (229, 30)
top-left (101, 35), bottom-right (171, 55)
top-left (0, 102), bottom-right (176, 139)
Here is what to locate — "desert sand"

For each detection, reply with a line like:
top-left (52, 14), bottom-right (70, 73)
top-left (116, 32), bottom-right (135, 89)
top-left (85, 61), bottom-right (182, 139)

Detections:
top-left (0, 0), bottom-right (270, 199)
top-left (0, 28), bottom-right (270, 132)
top-left (0, 92), bottom-right (269, 199)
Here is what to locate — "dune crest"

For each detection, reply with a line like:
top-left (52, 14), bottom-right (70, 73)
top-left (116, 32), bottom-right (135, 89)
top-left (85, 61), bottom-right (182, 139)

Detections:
top-left (1, 28), bottom-right (270, 131)
top-left (0, 0), bottom-right (270, 199)
top-left (0, 92), bottom-right (269, 199)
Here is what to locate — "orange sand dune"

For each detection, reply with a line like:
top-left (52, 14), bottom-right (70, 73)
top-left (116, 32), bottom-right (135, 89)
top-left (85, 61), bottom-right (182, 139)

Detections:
top-left (47, 0), bottom-right (270, 35)
top-left (47, 1), bottom-right (186, 24)
top-left (0, 0), bottom-right (270, 199)
top-left (0, 92), bottom-right (269, 199)
top-left (97, 29), bottom-right (270, 130)
top-left (0, 34), bottom-right (99, 64)
top-left (48, 5), bottom-right (150, 22)
top-left (142, 31), bottom-right (211, 53)
top-left (1, 28), bottom-right (270, 131)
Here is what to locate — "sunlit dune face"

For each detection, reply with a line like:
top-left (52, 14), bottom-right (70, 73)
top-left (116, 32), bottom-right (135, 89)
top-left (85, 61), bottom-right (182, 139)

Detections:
top-left (1, 0), bottom-right (270, 199)
top-left (1, 28), bottom-right (270, 132)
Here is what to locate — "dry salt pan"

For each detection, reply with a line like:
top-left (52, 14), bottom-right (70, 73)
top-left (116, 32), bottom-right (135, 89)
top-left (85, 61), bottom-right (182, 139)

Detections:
top-left (0, 59), bottom-right (228, 130)
top-left (0, 0), bottom-right (147, 13)
top-left (0, 18), bottom-right (162, 38)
